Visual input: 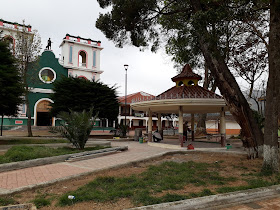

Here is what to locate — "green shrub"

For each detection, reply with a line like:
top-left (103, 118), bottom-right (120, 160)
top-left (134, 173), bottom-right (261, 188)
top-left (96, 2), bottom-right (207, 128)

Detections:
top-left (33, 197), bottom-right (51, 208)
top-left (0, 197), bottom-right (16, 206)
top-left (50, 108), bottom-right (97, 149)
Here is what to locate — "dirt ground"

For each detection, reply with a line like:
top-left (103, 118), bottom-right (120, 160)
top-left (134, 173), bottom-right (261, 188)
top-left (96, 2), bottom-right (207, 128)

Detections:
top-left (5, 151), bottom-right (265, 210)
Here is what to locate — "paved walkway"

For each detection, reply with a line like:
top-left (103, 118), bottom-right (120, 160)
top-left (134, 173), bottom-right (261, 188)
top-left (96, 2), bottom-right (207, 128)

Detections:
top-left (0, 141), bottom-right (178, 194)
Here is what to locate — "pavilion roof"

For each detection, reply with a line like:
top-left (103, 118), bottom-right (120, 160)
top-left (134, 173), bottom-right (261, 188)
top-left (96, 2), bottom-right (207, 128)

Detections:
top-left (157, 86), bottom-right (222, 99)
top-left (171, 64), bottom-right (202, 82)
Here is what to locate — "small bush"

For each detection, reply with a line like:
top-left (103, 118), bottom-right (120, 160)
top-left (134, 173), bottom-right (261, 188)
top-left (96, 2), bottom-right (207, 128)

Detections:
top-left (33, 197), bottom-right (51, 208)
top-left (0, 197), bottom-right (16, 206)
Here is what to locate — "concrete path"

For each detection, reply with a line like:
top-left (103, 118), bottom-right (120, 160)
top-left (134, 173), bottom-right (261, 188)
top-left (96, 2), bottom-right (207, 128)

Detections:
top-left (0, 141), bottom-right (178, 195)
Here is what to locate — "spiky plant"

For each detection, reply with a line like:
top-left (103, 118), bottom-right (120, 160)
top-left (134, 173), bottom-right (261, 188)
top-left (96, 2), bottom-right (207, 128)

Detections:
top-left (51, 108), bottom-right (98, 149)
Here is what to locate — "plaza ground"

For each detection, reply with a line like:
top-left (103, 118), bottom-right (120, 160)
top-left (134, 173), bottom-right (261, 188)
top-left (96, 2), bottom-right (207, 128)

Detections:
top-left (1, 128), bottom-right (280, 209)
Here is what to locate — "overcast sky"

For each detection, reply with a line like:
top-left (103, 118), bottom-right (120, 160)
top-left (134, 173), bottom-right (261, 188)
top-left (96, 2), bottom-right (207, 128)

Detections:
top-left (0, 0), bottom-right (180, 96)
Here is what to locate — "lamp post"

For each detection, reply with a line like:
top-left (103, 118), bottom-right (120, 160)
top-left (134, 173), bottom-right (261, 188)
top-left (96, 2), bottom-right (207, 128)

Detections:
top-left (124, 64), bottom-right (129, 131)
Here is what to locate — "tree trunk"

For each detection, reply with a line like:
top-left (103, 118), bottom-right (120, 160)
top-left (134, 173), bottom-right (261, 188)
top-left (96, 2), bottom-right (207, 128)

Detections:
top-left (25, 90), bottom-right (33, 137)
top-left (197, 75), bottom-right (217, 136)
top-left (1, 113), bottom-right (3, 136)
top-left (262, 1), bottom-right (280, 172)
top-left (196, 114), bottom-right (207, 135)
top-left (191, 0), bottom-right (264, 158)
top-left (23, 59), bottom-right (33, 137)
top-left (196, 64), bottom-right (209, 135)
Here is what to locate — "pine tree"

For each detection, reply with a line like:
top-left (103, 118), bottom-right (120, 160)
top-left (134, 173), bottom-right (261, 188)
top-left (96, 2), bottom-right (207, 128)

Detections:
top-left (0, 40), bottom-right (24, 135)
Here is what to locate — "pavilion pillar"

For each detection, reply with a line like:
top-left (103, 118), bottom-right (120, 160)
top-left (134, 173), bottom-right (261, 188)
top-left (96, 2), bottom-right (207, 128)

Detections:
top-left (148, 109), bottom-right (153, 142)
top-left (191, 113), bottom-right (195, 141)
top-left (179, 106), bottom-right (184, 147)
top-left (157, 113), bottom-right (163, 139)
top-left (220, 108), bottom-right (226, 147)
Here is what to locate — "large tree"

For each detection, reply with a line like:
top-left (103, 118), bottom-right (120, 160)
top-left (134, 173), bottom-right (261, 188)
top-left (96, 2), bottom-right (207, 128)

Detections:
top-left (14, 22), bottom-right (42, 137)
top-left (0, 40), bottom-right (24, 135)
top-left (96, 0), bottom-right (266, 157)
top-left (262, 0), bottom-right (280, 172)
top-left (50, 76), bottom-right (119, 121)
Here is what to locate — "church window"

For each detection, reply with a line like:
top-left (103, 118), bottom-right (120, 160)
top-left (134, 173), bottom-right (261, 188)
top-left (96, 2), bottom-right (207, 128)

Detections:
top-left (79, 50), bottom-right (87, 67)
top-left (69, 45), bottom-right (73, 63)
top-left (39, 68), bottom-right (56, 84)
top-left (93, 50), bottom-right (96, 67)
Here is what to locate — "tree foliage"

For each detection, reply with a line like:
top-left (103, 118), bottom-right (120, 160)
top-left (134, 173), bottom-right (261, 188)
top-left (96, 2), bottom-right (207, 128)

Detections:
top-left (0, 40), bottom-right (24, 117)
top-left (50, 76), bottom-right (119, 120)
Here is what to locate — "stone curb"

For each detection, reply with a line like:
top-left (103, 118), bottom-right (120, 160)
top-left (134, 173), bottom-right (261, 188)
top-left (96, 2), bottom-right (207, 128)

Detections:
top-left (148, 142), bottom-right (247, 155)
top-left (0, 203), bottom-right (36, 210)
top-left (0, 146), bottom-right (126, 173)
top-left (127, 185), bottom-right (280, 210)
top-left (0, 141), bottom-right (111, 151)
top-left (89, 138), bottom-right (134, 142)
top-left (65, 146), bottom-right (128, 162)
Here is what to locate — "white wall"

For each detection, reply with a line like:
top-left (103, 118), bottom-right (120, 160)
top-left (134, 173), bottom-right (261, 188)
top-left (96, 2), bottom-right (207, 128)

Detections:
top-left (68, 69), bottom-right (99, 81)
top-left (61, 40), bottom-right (101, 71)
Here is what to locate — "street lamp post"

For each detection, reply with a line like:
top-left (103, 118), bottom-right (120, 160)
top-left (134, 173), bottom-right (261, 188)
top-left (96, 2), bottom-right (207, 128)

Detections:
top-left (124, 64), bottom-right (129, 131)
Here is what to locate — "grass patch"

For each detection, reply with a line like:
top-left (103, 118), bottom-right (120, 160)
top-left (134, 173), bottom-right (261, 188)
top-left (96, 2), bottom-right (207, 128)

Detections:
top-left (0, 138), bottom-right (68, 145)
top-left (58, 161), bottom-right (235, 206)
top-left (216, 178), bottom-right (273, 193)
top-left (0, 197), bottom-right (16, 206)
top-left (0, 145), bottom-right (109, 164)
top-left (189, 189), bottom-right (215, 198)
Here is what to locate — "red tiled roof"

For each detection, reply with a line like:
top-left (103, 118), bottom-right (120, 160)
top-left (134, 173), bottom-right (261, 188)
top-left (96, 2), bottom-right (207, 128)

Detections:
top-left (118, 91), bottom-right (155, 104)
top-left (157, 86), bottom-right (222, 99)
top-left (171, 64), bottom-right (202, 82)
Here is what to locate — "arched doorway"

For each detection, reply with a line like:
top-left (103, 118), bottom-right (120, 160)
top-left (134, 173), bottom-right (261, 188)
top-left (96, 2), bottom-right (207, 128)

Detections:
top-left (36, 100), bottom-right (53, 126)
